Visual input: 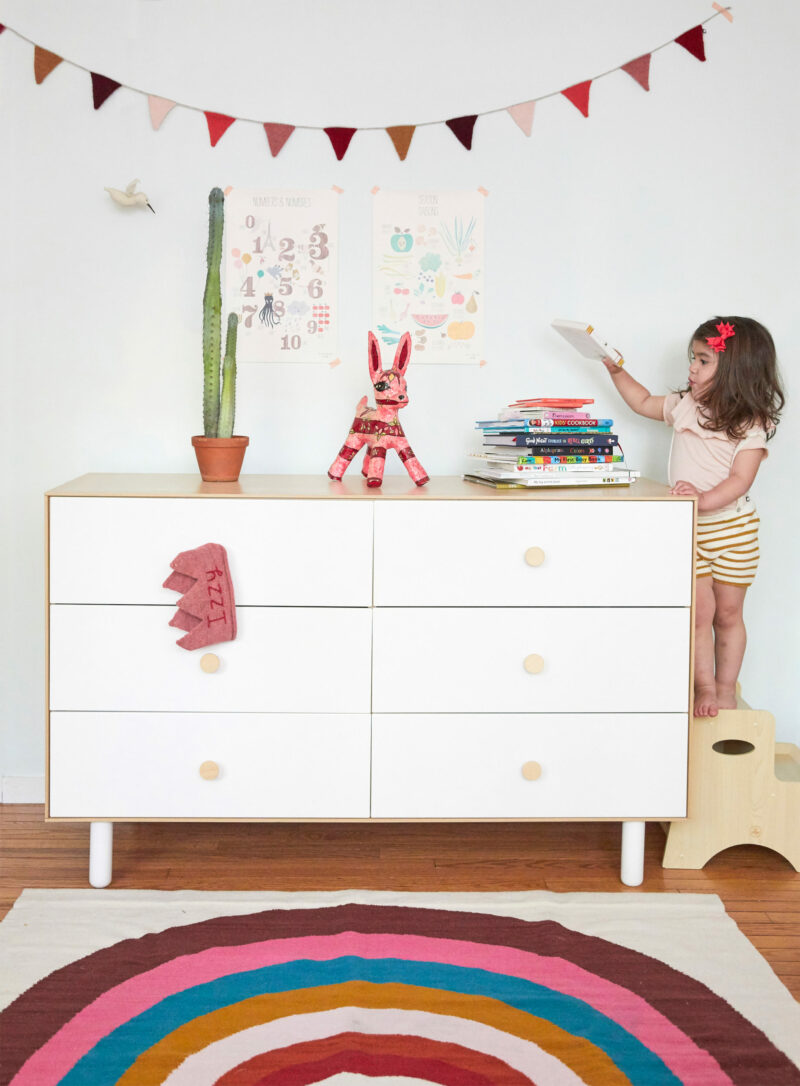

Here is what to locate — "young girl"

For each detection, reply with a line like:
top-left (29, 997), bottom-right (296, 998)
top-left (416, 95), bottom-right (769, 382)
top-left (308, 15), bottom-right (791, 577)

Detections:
top-left (602, 316), bottom-right (784, 717)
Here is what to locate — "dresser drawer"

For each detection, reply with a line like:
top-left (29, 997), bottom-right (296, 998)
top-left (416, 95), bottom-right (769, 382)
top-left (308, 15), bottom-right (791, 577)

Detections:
top-left (373, 500), bottom-right (693, 606)
top-left (49, 605), bottom-right (371, 713)
top-left (49, 712), bottom-right (371, 818)
top-left (49, 497), bottom-right (373, 605)
top-left (373, 607), bottom-right (690, 713)
top-left (371, 713), bottom-right (688, 818)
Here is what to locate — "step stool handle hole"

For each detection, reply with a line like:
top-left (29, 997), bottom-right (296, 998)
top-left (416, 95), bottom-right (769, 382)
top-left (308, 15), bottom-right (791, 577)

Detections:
top-left (712, 739), bottom-right (756, 755)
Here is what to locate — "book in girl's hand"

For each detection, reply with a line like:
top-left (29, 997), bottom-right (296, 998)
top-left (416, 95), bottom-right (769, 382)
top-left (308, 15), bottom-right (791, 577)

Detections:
top-left (550, 320), bottom-right (624, 366)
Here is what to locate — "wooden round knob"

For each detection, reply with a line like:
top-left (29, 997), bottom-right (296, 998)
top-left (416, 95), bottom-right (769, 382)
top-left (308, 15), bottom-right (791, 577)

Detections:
top-left (521, 761), bottom-right (542, 781)
top-left (524, 546), bottom-right (545, 567)
top-left (200, 653), bottom-right (220, 673)
top-left (523, 653), bottom-right (544, 674)
top-left (199, 760), bottom-right (220, 780)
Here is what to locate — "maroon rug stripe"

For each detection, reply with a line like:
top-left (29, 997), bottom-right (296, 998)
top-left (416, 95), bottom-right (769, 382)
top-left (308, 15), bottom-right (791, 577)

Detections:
top-left (215, 1031), bottom-right (533, 1086)
top-left (1, 904), bottom-right (797, 1086)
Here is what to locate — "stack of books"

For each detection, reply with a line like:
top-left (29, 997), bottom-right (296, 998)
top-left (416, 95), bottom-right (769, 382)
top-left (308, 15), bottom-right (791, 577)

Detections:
top-left (464, 397), bottom-right (639, 489)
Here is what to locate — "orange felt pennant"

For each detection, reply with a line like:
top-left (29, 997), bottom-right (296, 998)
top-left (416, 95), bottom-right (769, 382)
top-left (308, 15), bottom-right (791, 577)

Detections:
top-left (33, 46), bottom-right (63, 84)
top-left (386, 125), bottom-right (415, 161)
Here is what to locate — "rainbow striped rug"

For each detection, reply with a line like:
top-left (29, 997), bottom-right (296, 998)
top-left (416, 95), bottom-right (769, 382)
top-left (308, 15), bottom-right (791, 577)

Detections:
top-left (1, 889), bottom-right (798, 1084)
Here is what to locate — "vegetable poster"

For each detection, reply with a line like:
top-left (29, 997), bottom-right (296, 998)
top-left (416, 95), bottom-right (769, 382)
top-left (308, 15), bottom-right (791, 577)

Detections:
top-left (224, 189), bottom-right (339, 364)
top-left (372, 189), bottom-right (485, 364)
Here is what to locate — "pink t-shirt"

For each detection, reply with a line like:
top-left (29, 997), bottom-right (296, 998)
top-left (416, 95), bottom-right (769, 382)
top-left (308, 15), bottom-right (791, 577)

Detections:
top-left (663, 391), bottom-right (768, 513)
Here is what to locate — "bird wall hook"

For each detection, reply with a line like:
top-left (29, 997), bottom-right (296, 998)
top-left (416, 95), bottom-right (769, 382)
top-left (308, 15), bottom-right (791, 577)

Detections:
top-left (105, 179), bottom-right (155, 213)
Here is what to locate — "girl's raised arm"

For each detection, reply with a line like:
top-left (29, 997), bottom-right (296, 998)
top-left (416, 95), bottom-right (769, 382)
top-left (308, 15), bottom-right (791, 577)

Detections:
top-left (601, 357), bottom-right (665, 421)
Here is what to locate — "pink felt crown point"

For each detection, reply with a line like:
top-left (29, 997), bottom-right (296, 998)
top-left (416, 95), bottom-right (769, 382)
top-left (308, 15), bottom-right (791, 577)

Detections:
top-left (706, 321), bottom-right (735, 352)
top-left (163, 542), bottom-right (237, 651)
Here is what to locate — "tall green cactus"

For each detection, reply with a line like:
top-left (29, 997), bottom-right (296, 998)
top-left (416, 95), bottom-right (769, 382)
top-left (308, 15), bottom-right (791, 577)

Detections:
top-left (202, 187), bottom-right (235, 438)
top-left (217, 313), bottom-right (238, 439)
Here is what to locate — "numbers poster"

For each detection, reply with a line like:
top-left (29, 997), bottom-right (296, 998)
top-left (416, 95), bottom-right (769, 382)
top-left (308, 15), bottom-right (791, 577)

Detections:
top-left (225, 189), bottom-right (339, 364)
top-left (372, 190), bottom-right (485, 364)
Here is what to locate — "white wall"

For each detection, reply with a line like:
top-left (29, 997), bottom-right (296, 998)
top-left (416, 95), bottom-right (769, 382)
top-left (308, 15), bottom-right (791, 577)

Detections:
top-left (1, 0), bottom-right (798, 795)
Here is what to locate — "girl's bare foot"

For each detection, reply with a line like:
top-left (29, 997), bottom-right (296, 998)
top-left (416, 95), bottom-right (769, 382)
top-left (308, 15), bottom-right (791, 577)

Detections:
top-left (716, 684), bottom-right (738, 710)
top-left (694, 684), bottom-right (719, 717)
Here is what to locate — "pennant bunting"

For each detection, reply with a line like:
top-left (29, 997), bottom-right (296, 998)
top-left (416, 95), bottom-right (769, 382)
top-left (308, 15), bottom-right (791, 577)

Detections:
top-left (675, 25), bottom-right (706, 62)
top-left (621, 54), bottom-right (651, 91)
top-left (0, 11), bottom-right (730, 156)
top-left (91, 73), bottom-right (121, 110)
top-left (205, 111), bottom-right (236, 146)
top-left (446, 114), bottom-right (478, 150)
top-left (263, 122), bottom-right (295, 157)
top-left (507, 101), bottom-right (536, 136)
top-left (33, 46), bottom-right (62, 85)
top-left (386, 125), bottom-right (415, 161)
top-left (324, 127), bottom-right (356, 160)
top-left (148, 95), bottom-right (176, 130)
top-left (561, 79), bottom-right (592, 117)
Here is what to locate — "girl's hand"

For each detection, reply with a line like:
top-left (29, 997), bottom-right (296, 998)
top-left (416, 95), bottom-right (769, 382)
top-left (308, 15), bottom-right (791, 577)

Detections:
top-left (600, 356), bottom-right (622, 375)
top-left (671, 480), bottom-right (709, 508)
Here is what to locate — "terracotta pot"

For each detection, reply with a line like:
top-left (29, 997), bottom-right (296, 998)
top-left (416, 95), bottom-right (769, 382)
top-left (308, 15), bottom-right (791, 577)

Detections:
top-left (191, 435), bottom-right (249, 482)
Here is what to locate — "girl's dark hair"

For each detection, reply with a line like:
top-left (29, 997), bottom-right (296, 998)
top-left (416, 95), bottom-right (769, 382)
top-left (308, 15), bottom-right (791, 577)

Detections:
top-left (685, 316), bottom-right (785, 440)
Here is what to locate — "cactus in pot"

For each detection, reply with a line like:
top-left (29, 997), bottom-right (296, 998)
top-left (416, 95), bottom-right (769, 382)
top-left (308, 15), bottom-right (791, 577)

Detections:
top-left (193, 187), bottom-right (248, 480)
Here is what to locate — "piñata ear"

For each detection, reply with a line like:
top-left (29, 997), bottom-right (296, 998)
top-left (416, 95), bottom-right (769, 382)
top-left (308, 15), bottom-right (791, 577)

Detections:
top-left (368, 331), bottom-right (382, 378)
top-left (394, 331), bottom-right (412, 375)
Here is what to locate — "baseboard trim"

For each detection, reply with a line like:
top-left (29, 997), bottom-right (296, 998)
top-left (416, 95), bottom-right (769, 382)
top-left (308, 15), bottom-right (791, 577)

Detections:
top-left (1, 776), bottom-right (45, 804)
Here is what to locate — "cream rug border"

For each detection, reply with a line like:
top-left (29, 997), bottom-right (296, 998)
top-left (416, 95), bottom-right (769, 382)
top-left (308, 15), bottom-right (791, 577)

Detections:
top-left (2, 889), bottom-right (798, 1066)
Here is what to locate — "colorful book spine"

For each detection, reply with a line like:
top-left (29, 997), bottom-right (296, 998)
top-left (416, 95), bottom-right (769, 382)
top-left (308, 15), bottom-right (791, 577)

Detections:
top-left (478, 419), bottom-right (613, 430)
top-left (486, 434), bottom-right (620, 447)
top-left (514, 455), bottom-right (623, 465)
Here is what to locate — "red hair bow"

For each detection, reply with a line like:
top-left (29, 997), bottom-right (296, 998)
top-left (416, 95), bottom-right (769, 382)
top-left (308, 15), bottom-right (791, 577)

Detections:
top-left (706, 321), bottom-right (735, 352)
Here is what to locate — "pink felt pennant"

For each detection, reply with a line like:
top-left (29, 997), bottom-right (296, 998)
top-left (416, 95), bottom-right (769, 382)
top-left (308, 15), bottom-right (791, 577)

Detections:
top-left (264, 122), bottom-right (295, 156)
top-left (507, 101), bottom-right (535, 136)
top-left (163, 543), bottom-right (237, 651)
top-left (446, 114), bottom-right (478, 150)
top-left (148, 95), bottom-right (176, 130)
top-left (675, 25), bottom-right (706, 62)
top-left (91, 73), bottom-right (121, 110)
top-left (561, 80), bottom-right (592, 117)
top-left (205, 111), bottom-right (236, 147)
top-left (324, 127), bottom-right (357, 160)
top-left (621, 54), bottom-right (651, 91)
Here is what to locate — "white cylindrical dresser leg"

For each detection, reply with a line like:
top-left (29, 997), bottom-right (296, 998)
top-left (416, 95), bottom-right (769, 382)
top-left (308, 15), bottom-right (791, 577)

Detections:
top-left (89, 821), bottom-right (114, 887)
top-left (620, 820), bottom-right (645, 886)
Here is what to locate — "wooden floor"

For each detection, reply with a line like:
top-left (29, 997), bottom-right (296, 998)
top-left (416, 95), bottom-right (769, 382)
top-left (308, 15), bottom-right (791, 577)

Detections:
top-left (2, 804), bottom-right (798, 999)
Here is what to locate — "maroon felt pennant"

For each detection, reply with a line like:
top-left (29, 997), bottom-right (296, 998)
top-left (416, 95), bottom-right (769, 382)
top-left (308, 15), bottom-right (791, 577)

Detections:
top-left (0, 24), bottom-right (5, 33)
top-left (324, 127), bottom-right (356, 160)
top-left (263, 122), bottom-right (295, 157)
top-left (445, 114), bottom-right (477, 150)
top-left (91, 73), bottom-right (121, 110)
top-left (561, 79), bottom-right (592, 117)
top-left (621, 53), bottom-right (651, 91)
top-left (205, 111), bottom-right (236, 147)
top-left (34, 46), bottom-right (63, 84)
top-left (675, 25), bottom-right (706, 62)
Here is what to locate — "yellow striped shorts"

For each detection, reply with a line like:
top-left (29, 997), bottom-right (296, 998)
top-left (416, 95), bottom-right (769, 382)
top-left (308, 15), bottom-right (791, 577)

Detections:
top-left (696, 506), bottom-right (760, 586)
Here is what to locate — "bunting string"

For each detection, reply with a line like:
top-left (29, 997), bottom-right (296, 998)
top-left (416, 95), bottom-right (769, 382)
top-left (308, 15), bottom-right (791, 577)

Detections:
top-left (0, 9), bottom-right (731, 160)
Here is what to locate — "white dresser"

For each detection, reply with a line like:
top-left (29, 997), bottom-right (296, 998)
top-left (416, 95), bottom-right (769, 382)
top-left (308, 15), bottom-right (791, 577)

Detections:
top-left (45, 474), bottom-right (696, 887)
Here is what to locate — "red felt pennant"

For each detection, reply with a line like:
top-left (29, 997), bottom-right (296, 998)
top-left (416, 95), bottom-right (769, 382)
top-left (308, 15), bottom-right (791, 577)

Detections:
top-left (205, 111), bottom-right (236, 147)
top-left (91, 73), bottom-right (121, 110)
top-left (621, 54), bottom-right (651, 91)
top-left (264, 122), bottom-right (295, 157)
top-left (446, 114), bottom-right (477, 150)
top-left (324, 127), bottom-right (356, 160)
top-left (675, 25), bottom-right (706, 62)
top-left (561, 80), bottom-right (592, 117)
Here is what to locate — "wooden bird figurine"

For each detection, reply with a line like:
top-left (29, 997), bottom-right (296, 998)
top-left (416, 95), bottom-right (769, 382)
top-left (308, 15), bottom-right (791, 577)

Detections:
top-left (104, 179), bottom-right (155, 213)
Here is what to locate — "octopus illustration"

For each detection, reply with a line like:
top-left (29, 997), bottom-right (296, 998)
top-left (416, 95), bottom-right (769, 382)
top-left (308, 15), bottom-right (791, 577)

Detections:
top-left (258, 293), bottom-right (280, 327)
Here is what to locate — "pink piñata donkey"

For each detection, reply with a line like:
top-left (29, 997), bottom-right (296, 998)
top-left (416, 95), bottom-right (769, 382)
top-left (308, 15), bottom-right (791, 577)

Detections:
top-left (328, 331), bottom-right (429, 487)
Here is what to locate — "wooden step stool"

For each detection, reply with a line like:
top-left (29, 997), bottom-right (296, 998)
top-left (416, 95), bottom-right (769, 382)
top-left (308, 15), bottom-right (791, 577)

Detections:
top-left (663, 691), bottom-right (800, 871)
